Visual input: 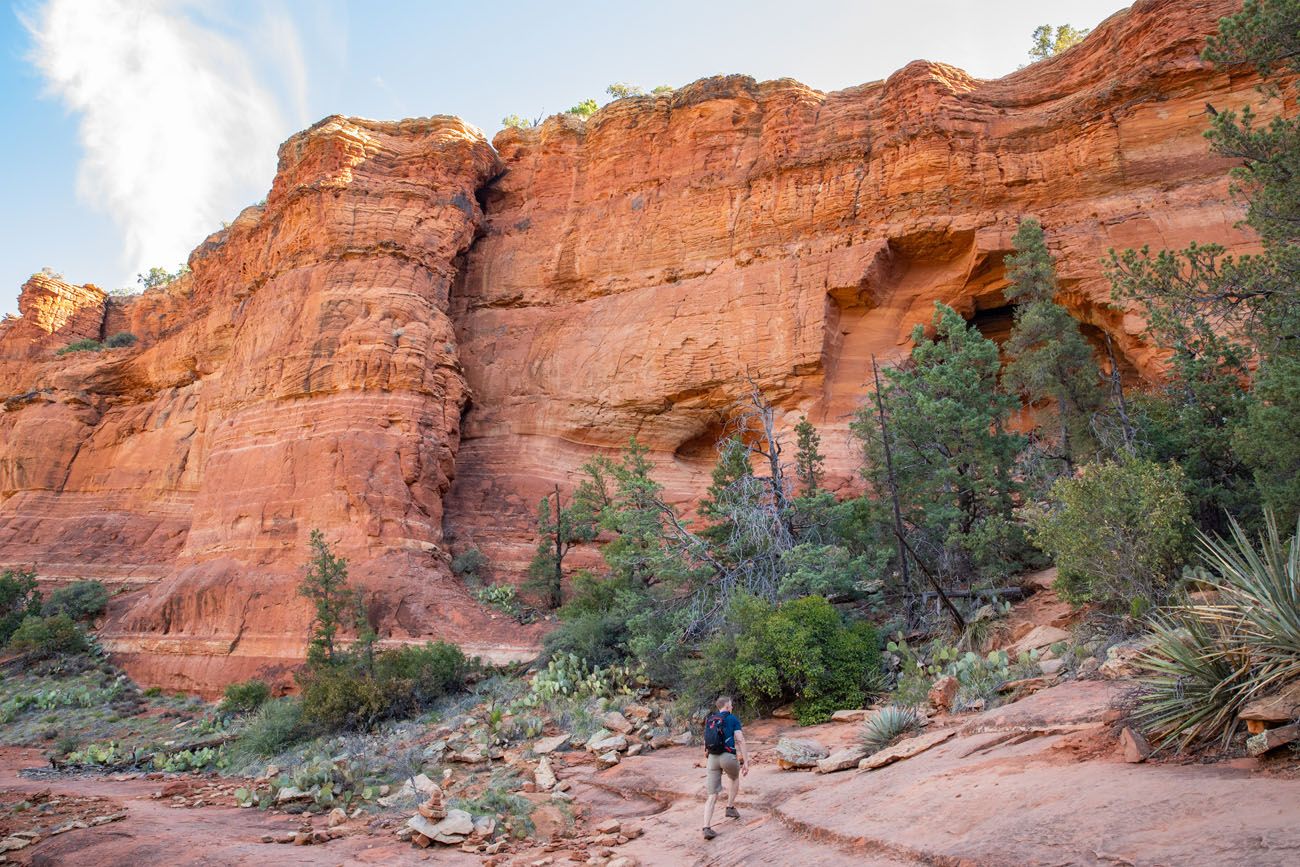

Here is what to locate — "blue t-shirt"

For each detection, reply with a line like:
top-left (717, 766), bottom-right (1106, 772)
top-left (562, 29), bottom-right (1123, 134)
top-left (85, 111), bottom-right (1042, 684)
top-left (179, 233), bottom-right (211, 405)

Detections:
top-left (720, 711), bottom-right (742, 752)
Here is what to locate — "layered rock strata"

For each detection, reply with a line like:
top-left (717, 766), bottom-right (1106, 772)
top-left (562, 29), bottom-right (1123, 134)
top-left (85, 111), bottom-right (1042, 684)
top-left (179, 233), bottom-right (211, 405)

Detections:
top-left (0, 0), bottom-right (1276, 689)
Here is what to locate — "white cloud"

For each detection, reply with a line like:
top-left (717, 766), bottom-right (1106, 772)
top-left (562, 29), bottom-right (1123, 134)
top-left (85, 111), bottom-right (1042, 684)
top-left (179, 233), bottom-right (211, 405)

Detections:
top-left (24, 0), bottom-right (302, 284)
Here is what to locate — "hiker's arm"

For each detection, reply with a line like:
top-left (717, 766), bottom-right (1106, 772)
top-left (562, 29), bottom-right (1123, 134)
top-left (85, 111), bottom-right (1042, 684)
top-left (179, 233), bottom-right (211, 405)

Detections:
top-left (735, 730), bottom-right (750, 774)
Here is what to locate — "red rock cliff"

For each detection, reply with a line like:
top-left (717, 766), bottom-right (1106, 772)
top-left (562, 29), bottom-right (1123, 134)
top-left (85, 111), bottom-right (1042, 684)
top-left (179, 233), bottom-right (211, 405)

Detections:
top-left (0, 0), bottom-right (1276, 690)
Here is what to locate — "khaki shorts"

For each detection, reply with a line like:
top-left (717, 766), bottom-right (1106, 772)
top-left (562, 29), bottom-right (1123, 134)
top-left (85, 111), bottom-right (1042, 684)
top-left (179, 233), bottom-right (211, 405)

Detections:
top-left (706, 752), bottom-right (740, 794)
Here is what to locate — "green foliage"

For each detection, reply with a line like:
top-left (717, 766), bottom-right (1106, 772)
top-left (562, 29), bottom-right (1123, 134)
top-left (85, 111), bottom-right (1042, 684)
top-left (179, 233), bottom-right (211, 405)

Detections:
top-left (56, 338), bottom-right (103, 355)
top-left (7, 614), bottom-right (89, 659)
top-left (501, 113), bottom-right (537, 129)
top-left (606, 82), bottom-right (646, 99)
top-left (297, 664), bottom-right (391, 733)
top-left (1024, 458), bottom-right (1191, 614)
top-left (852, 302), bottom-right (1028, 585)
top-left (776, 542), bottom-right (882, 603)
top-left (232, 697), bottom-right (306, 758)
top-left (220, 679), bottom-right (271, 716)
top-left (860, 705), bottom-right (919, 753)
top-left (567, 98), bottom-right (598, 118)
top-left (299, 530), bottom-right (367, 666)
top-left (473, 583), bottom-right (527, 621)
top-left (690, 595), bottom-right (881, 725)
top-left (526, 488), bottom-right (598, 609)
top-left (1028, 23), bottom-right (1089, 61)
top-left (0, 568), bottom-right (42, 646)
top-left (652, 85), bottom-right (675, 95)
top-left (41, 580), bottom-right (108, 621)
top-left (372, 641), bottom-right (469, 708)
top-left (451, 548), bottom-right (490, 585)
top-left (449, 769), bottom-right (535, 838)
top-left (104, 331), bottom-right (137, 348)
top-left (793, 415), bottom-right (825, 495)
top-left (1003, 218), bottom-right (1105, 468)
top-left (137, 264), bottom-right (189, 289)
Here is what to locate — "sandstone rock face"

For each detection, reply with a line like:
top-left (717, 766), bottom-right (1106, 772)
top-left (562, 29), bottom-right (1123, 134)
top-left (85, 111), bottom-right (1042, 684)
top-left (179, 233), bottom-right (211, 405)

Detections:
top-left (0, 0), bottom-right (1274, 691)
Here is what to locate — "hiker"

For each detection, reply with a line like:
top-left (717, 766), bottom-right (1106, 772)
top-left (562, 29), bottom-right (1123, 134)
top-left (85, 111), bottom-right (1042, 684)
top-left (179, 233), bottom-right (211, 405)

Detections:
top-left (702, 695), bottom-right (749, 840)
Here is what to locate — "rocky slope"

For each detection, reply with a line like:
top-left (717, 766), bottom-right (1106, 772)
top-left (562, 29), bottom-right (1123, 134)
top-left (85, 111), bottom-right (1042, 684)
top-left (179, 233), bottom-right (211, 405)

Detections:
top-left (0, 0), bottom-right (1277, 689)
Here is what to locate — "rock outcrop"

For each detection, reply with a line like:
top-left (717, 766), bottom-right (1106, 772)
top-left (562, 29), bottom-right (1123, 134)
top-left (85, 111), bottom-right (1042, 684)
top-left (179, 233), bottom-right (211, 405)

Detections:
top-left (0, 0), bottom-right (1276, 690)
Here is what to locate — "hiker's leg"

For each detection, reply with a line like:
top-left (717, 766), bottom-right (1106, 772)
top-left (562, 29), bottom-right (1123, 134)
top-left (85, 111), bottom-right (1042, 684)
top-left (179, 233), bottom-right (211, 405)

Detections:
top-left (726, 768), bottom-right (740, 807)
top-left (704, 756), bottom-right (722, 830)
top-left (704, 792), bottom-right (718, 829)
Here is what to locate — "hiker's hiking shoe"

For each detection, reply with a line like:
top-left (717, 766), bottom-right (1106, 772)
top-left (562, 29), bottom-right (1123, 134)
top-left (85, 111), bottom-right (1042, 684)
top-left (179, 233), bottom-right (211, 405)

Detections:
top-left (702, 827), bottom-right (717, 840)
top-left (725, 806), bottom-right (741, 819)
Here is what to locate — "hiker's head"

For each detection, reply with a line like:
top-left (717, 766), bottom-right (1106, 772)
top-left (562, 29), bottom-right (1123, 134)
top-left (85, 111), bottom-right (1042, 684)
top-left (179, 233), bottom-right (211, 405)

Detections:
top-left (716, 695), bottom-right (733, 712)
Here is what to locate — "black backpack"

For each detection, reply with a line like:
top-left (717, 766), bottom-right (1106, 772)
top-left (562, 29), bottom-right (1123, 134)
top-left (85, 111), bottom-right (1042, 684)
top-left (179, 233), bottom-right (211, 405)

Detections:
top-left (703, 712), bottom-right (730, 755)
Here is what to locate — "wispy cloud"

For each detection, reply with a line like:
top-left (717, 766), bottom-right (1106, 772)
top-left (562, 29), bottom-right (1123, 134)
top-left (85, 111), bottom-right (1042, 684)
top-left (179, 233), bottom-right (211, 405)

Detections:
top-left (24, 0), bottom-right (304, 285)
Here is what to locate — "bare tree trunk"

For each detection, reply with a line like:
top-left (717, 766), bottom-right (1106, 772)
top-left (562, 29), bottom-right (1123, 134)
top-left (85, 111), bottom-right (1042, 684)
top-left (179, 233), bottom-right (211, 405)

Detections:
top-left (873, 356), bottom-right (913, 595)
top-left (1103, 333), bottom-right (1136, 455)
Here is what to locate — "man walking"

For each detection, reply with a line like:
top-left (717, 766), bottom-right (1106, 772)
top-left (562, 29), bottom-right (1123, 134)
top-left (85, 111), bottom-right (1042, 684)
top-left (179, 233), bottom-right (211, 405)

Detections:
top-left (702, 695), bottom-right (749, 840)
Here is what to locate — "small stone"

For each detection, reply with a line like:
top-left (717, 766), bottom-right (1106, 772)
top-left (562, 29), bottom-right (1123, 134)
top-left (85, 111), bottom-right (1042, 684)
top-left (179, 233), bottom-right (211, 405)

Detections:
top-left (771, 705), bottom-right (795, 719)
top-left (536, 755), bottom-right (559, 790)
top-left (601, 711), bottom-right (634, 733)
top-left (626, 743), bottom-right (643, 757)
top-left (775, 737), bottom-right (829, 769)
top-left (595, 818), bottom-right (621, 834)
top-left (1039, 659), bottom-right (1065, 676)
top-left (533, 733), bottom-right (571, 755)
top-left (623, 704), bottom-right (652, 720)
top-left (412, 831), bottom-right (432, 848)
top-left (1119, 727), bottom-right (1151, 763)
top-left (669, 731), bottom-right (693, 746)
top-left (597, 750), bottom-right (621, 768)
top-left (928, 676), bottom-right (959, 712)
top-left (1099, 637), bottom-right (1155, 679)
top-left (327, 807), bottom-right (348, 827)
top-left (588, 734), bottom-right (628, 754)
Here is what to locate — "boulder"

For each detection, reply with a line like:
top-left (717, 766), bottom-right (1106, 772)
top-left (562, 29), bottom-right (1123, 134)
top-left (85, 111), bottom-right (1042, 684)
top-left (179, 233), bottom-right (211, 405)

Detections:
top-left (775, 737), bottom-right (830, 770)
top-left (471, 815), bottom-right (496, 839)
top-left (1099, 638), bottom-right (1155, 679)
top-left (595, 818), bottom-right (622, 834)
top-left (623, 704), bottom-right (653, 720)
top-left (815, 745), bottom-right (868, 774)
top-left (408, 808), bottom-right (474, 844)
top-left (447, 748), bottom-right (487, 764)
top-left (1008, 625), bottom-right (1071, 658)
top-left (928, 676), bottom-right (959, 712)
top-left (830, 709), bottom-right (869, 723)
top-left (1039, 659), bottom-right (1065, 676)
top-left (602, 711), bottom-right (634, 733)
top-left (535, 755), bottom-right (558, 790)
top-left (1119, 726), bottom-right (1151, 763)
top-left (589, 734), bottom-right (629, 754)
top-left (1239, 680), bottom-right (1300, 733)
top-left (533, 733), bottom-right (571, 754)
top-left (274, 786), bottom-right (312, 805)
top-left (669, 731), bottom-right (694, 746)
top-left (327, 807), bottom-right (348, 827)
top-left (860, 728), bottom-right (956, 770)
top-left (597, 750), bottom-right (621, 768)
top-left (772, 705), bottom-right (795, 719)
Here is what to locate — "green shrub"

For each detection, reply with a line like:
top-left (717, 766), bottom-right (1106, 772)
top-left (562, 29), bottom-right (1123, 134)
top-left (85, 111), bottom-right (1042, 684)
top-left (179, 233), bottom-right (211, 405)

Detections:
top-left (861, 705), bottom-right (920, 753)
top-left (451, 548), bottom-right (490, 584)
top-left (691, 595), bottom-right (882, 725)
top-left (41, 581), bottom-right (109, 621)
top-left (233, 697), bottom-right (306, 757)
top-left (104, 332), bottom-right (137, 348)
top-left (0, 569), bottom-right (42, 645)
top-left (56, 339), bottom-right (103, 355)
top-left (372, 641), bottom-right (469, 708)
top-left (298, 641), bottom-right (469, 734)
top-left (7, 614), bottom-right (89, 658)
top-left (567, 98), bottom-right (598, 118)
top-left (1025, 458), bottom-right (1192, 614)
top-left (220, 679), bottom-right (271, 716)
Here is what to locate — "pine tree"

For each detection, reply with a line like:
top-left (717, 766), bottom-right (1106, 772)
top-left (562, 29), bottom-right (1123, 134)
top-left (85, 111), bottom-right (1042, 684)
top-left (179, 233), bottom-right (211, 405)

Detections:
top-left (526, 486), bottom-right (598, 609)
top-left (1003, 218), bottom-right (1105, 471)
top-left (299, 530), bottom-right (366, 666)
top-left (793, 416), bottom-right (825, 495)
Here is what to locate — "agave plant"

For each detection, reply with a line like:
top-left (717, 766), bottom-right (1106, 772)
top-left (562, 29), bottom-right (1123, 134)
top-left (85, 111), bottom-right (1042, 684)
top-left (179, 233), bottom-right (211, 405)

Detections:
top-left (861, 704), bottom-right (920, 753)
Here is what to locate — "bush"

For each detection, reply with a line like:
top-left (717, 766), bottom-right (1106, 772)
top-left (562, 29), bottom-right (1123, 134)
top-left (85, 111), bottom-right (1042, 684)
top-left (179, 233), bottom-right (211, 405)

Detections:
top-left (7, 614), bottom-right (89, 659)
top-left (691, 595), bottom-right (882, 725)
top-left (233, 697), bottom-right (306, 758)
top-left (56, 339), bottom-right (103, 355)
top-left (452, 548), bottom-right (490, 584)
top-left (41, 581), bottom-right (109, 621)
top-left (567, 98), bottom-right (598, 118)
top-left (473, 584), bottom-right (526, 621)
top-left (104, 332), bottom-right (137, 348)
top-left (298, 641), bottom-right (469, 734)
top-left (1025, 458), bottom-right (1192, 615)
top-left (0, 569), bottom-right (42, 645)
top-left (220, 679), bottom-right (271, 716)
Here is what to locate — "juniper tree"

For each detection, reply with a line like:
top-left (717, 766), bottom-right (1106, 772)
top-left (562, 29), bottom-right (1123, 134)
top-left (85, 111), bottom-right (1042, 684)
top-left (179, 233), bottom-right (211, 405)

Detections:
top-left (793, 416), bottom-right (826, 495)
top-left (526, 485), bottom-right (598, 609)
top-left (299, 530), bottom-right (368, 667)
top-left (1002, 218), bottom-right (1105, 472)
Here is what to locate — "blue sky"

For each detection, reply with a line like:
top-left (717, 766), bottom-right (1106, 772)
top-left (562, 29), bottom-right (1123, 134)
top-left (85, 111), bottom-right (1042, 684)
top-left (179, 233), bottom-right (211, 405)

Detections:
top-left (0, 1), bottom-right (1130, 316)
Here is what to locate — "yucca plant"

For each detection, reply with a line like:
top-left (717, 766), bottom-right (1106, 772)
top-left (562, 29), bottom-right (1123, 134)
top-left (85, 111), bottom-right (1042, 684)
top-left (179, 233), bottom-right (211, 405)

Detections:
top-left (861, 704), bottom-right (920, 753)
top-left (1134, 509), bottom-right (1300, 752)
top-left (1195, 511), bottom-right (1300, 696)
top-left (1133, 610), bottom-right (1253, 752)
